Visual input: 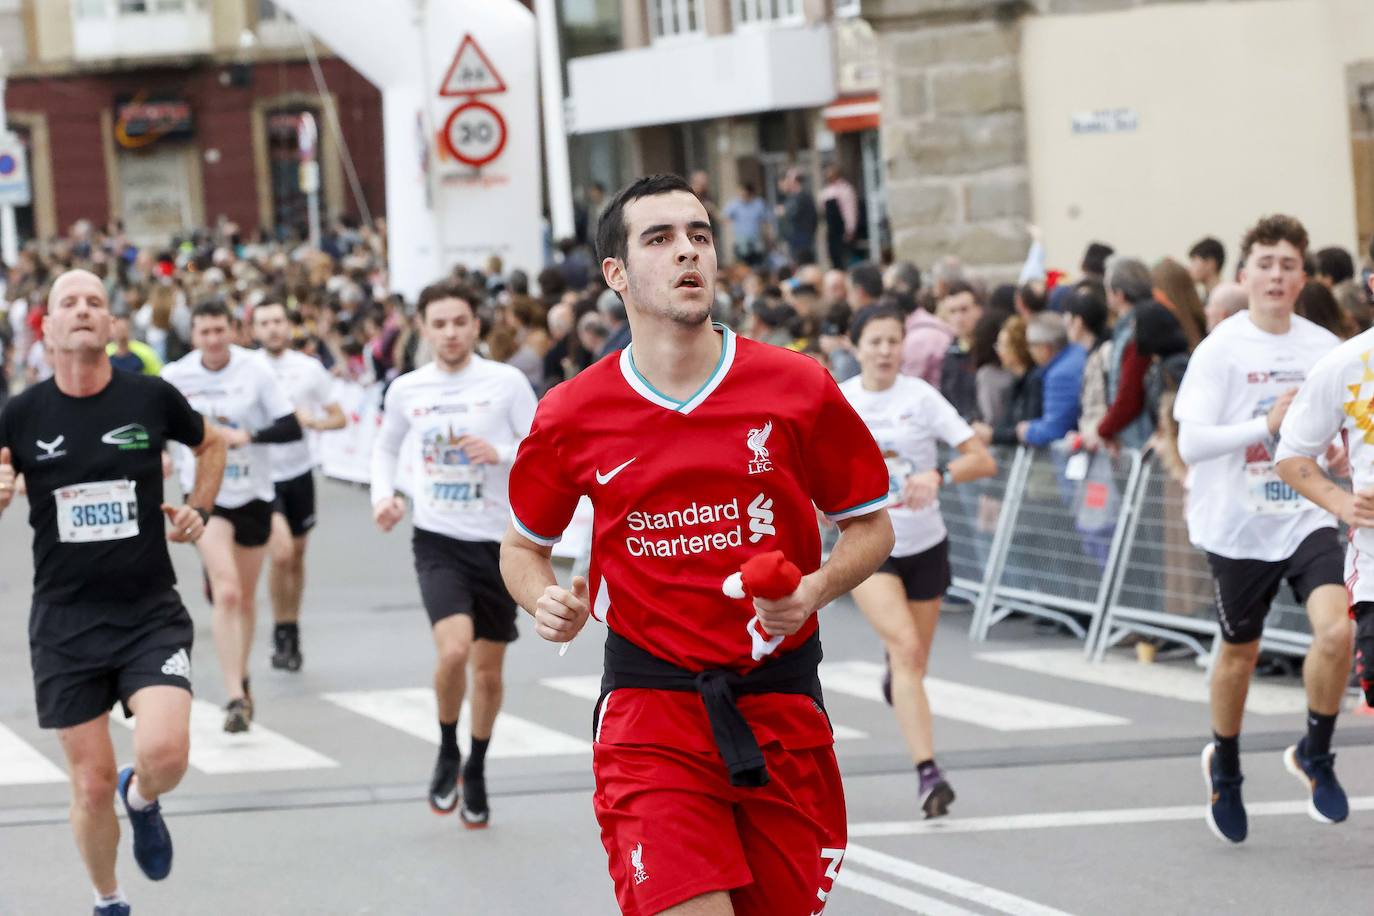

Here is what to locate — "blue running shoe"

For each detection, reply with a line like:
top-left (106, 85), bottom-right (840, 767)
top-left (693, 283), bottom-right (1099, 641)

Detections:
top-left (918, 766), bottom-right (955, 819)
top-left (117, 766), bottom-right (173, 880)
top-left (1284, 739), bottom-right (1348, 824)
top-left (1201, 743), bottom-right (1246, 844)
top-left (94, 903), bottom-right (131, 916)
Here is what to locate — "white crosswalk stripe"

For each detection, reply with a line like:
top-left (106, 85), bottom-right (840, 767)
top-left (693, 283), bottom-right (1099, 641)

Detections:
top-left (820, 661), bottom-right (1129, 731)
top-left (0, 721), bottom-right (66, 785)
top-left (539, 674), bottom-right (870, 740)
top-left (976, 649), bottom-right (1308, 715)
top-left (323, 687), bottom-right (591, 757)
top-left (113, 701), bottom-right (339, 774)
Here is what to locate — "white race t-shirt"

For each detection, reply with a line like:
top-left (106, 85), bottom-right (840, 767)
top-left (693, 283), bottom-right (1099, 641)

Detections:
top-left (370, 357), bottom-right (537, 544)
top-left (1173, 311), bottom-right (1338, 561)
top-left (840, 373), bottom-right (973, 557)
top-left (1276, 326), bottom-right (1374, 602)
top-left (259, 348), bottom-right (335, 482)
top-left (163, 345), bottom-right (296, 508)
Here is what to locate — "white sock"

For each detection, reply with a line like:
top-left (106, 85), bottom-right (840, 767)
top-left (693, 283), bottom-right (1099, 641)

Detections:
top-left (95, 888), bottom-right (128, 906)
top-left (125, 774), bottom-right (154, 811)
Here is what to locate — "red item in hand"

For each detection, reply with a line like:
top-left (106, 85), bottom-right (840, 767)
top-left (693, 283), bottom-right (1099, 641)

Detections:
top-left (740, 550), bottom-right (802, 600)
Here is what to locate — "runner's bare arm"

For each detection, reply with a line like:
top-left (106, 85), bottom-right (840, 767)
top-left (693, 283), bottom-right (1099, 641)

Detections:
top-left (500, 525), bottom-right (589, 643)
top-left (754, 508), bottom-right (894, 637)
top-left (302, 402), bottom-right (347, 432)
top-left (1277, 455), bottom-right (1374, 528)
top-left (185, 420), bottom-right (226, 513)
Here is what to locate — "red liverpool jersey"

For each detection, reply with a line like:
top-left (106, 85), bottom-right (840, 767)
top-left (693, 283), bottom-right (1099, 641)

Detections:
top-left (510, 324), bottom-right (888, 676)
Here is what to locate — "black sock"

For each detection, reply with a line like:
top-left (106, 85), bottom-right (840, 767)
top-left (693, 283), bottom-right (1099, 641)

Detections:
top-left (1306, 709), bottom-right (1337, 757)
top-left (1213, 732), bottom-right (1240, 776)
top-left (439, 721), bottom-right (459, 758)
top-left (275, 622), bottom-right (298, 638)
top-left (242, 677), bottom-right (251, 697)
top-left (466, 736), bottom-right (490, 776)
top-left (915, 759), bottom-right (937, 778)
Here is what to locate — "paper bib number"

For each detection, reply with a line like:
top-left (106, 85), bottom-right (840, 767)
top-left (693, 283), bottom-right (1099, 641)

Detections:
top-left (884, 455), bottom-right (916, 502)
top-left (55, 479), bottom-right (139, 543)
top-left (427, 464), bottom-right (485, 513)
top-left (1245, 465), bottom-right (1303, 514)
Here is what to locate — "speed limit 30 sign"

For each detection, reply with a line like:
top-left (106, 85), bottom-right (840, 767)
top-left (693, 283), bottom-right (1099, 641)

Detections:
top-left (441, 100), bottom-right (507, 169)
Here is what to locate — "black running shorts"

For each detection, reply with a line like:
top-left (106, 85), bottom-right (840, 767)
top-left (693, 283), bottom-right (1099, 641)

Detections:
top-left (412, 529), bottom-right (520, 642)
top-left (213, 499), bottom-right (273, 548)
top-left (272, 471), bottom-right (318, 538)
top-left (1205, 527), bottom-right (1344, 644)
top-left (876, 538), bottom-right (952, 602)
top-left (30, 590), bottom-right (194, 729)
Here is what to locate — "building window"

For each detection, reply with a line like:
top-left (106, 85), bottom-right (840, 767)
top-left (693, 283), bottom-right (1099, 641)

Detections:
top-left (834, 0), bottom-right (861, 18)
top-left (733, 0), bottom-right (803, 27)
top-left (650, 0), bottom-right (703, 42)
top-left (258, 0), bottom-right (287, 21)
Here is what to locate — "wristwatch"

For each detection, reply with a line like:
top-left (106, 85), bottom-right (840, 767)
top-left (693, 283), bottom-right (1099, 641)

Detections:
top-left (938, 464), bottom-right (955, 487)
top-left (190, 506), bottom-right (211, 525)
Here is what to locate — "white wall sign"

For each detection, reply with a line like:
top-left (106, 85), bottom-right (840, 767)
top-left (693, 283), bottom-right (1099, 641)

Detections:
top-left (1071, 108), bottom-right (1140, 136)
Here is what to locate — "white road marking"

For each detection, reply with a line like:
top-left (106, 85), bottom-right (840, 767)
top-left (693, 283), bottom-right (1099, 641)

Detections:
top-left (849, 796), bottom-right (1374, 838)
top-left (539, 675), bottom-right (868, 740)
top-left (846, 844), bottom-right (1075, 916)
top-left (976, 649), bottom-right (1307, 715)
top-left (820, 661), bottom-right (1127, 731)
top-left (0, 722), bottom-right (66, 785)
top-left (113, 701), bottom-right (338, 774)
top-left (323, 688), bottom-right (591, 757)
top-left (837, 867), bottom-right (981, 915)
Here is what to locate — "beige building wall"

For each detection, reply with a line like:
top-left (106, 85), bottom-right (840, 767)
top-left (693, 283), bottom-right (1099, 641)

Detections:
top-left (30, 0), bottom-right (72, 63)
top-left (1022, 0), bottom-right (1372, 272)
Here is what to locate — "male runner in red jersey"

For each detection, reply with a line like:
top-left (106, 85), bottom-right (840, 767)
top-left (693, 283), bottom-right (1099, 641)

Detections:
top-left (501, 174), bottom-right (894, 916)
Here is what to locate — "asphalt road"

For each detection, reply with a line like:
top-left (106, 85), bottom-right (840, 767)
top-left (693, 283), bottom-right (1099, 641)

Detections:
top-left (2, 477), bottom-right (1368, 915)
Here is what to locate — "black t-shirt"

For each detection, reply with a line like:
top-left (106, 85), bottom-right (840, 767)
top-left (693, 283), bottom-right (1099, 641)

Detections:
top-left (0, 371), bottom-right (205, 604)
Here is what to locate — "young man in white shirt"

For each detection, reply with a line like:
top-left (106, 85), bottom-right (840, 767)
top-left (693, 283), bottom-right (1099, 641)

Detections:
top-left (252, 301), bottom-right (346, 673)
top-left (163, 301), bottom-right (303, 732)
top-left (1174, 214), bottom-right (1349, 845)
top-left (370, 281), bottom-right (537, 828)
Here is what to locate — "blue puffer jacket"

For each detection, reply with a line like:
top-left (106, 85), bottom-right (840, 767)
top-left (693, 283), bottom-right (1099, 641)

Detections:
top-left (1024, 343), bottom-right (1086, 446)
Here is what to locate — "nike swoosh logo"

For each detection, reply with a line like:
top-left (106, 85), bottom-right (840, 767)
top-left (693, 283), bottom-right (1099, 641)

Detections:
top-left (433, 788), bottom-right (458, 808)
top-left (595, 458), bottom-right (636, 485)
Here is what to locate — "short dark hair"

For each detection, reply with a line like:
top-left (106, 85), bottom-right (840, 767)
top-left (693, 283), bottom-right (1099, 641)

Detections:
top-left (1188, 237), bottom-right (1225, 269)
top-left (416, 281), bottom-right (477, 320)
top-left (1016, 282), bottom-right (1046, 315)
top-left (1240, 214), bottom-right (1309, 262)
top-left (887, 261), bottom-right (921, 293)
top-left (1082, 242), bottom-right (1115, 277)
top-left (944, 280), bottom-right (980, 304)
top-left (596, 174), bottom-right (701, 264)
top-left (252, 300), bottom-right (287, 322)
top-left (191, 299), bottom-right (232, 324)
top-left (1315, 246), bottom-right (1355, 285)
top-left (848, 262), bottom-right (883, 299)
top-left (850, 305), bottom-right (904, 346)
top-left (1065, 285), bottom-right (1109, 340)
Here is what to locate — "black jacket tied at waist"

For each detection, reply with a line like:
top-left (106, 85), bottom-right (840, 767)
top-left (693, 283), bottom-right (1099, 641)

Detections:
top-left (598, 628), bottom-right (827, 788)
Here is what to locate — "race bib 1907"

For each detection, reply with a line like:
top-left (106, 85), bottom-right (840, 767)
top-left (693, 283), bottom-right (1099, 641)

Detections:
top-left (55, 479), bottom-right (139, 543)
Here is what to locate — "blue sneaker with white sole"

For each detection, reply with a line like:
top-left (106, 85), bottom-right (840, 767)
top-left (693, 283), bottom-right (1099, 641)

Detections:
top-left (1284, 739), bottom-right (1348, 824)
top-left (1201, 743), bottom-right (1246, 844)
top-left (117, 766), bottom-right (173, 880)
top-left (93, 903), bottom-right (131, 916)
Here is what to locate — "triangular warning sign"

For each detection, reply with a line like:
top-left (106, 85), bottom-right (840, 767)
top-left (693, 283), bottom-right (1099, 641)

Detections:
top-left (438, 34), bottom-right (507, 97)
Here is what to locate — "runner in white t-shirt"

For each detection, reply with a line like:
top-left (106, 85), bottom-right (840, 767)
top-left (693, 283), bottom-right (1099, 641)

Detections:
top-left (163, 302), bottom-right (302, 733)
top-left (370, 281), bottom-right (537, 828)
top-left (1173, 215), bottom-right (1349, 845)
top-left (841, 306), bottom-right (995, 819)
top-left (252, 301), bottom-right (346, 674)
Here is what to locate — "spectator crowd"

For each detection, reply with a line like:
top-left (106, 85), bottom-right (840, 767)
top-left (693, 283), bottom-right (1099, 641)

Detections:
top-left (2, 170), bottom-right (1372, 480)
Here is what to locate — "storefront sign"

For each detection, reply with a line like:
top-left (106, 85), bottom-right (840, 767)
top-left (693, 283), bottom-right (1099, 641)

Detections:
top-left (114, 94), bottom-right (194, 149)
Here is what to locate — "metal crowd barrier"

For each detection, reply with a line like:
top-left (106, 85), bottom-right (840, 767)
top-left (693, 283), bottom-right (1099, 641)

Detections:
top-left (968, 442), bottom-right (1143, 653)
top-left (941, 444), bottom-right (1026, 608)
top-left (1093, 452), bottom-right (1317, 664)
